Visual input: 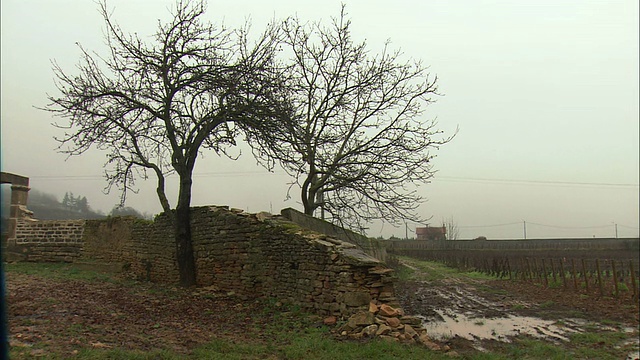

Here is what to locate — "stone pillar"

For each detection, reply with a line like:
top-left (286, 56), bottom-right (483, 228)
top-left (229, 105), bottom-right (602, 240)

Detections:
top-left (9, 185), bottom-right (29, 217)
top-left (7, 185), bottom-right (31, 244)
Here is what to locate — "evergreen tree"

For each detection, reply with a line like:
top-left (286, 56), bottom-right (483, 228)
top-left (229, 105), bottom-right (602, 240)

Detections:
top-left (62, 192), bottom-right (71, 210)
top-left (77, 196), bottom-right (89, 214)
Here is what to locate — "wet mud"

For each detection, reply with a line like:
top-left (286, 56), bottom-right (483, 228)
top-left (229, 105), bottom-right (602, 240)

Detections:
top-left (394, 259), bottom-right (640, 358)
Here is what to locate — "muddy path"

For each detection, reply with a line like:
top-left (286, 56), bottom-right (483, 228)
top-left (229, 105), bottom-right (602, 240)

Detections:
top-left (394, 257), bottom-right (640, 357)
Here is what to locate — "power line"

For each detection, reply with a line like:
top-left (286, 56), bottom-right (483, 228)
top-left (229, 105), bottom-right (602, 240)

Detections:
top-left (457, 221), bottom-right (639, 230)
top-left (28, 170), bottom-right (288, 181)
top-left (618, 224), bottom-right (640, 230)
top-left (459, 222), bottom-right (522, 229)
top-left (24, 171), bottom-right (640, 188)
top-left (435, 176), bottom-right (639, 188)
top-left (526, 222), bottom-right (611, 229)
top-left (29, 173), bottom-right (640, 188)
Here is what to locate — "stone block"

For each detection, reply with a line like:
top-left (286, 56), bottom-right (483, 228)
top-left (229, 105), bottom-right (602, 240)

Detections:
top-left (342, 291), bottom-right (371, 307)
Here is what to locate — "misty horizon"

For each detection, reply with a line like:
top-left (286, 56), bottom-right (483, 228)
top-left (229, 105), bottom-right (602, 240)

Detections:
top-left (1, 0), bottom-right (638, 240)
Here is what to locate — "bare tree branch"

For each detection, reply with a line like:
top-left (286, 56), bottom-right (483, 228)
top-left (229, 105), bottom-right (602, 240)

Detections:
top-left (43, 0), bottom-right (290, 286)
top-left (254, 7), bottom-right (455, 232)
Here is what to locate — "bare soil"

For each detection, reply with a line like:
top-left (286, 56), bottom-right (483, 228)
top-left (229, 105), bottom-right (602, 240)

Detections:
top-left (7, 272), bottom-right (282, 357)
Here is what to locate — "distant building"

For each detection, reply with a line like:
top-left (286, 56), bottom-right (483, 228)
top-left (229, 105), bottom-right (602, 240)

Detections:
top-left (416, 225), bottom-right (447, 240)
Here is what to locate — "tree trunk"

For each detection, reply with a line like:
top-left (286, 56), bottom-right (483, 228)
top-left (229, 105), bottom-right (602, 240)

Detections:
top-left (302, 172), bottom-right (318, 216)
top-left (175, 174), bottom-right (196, 287)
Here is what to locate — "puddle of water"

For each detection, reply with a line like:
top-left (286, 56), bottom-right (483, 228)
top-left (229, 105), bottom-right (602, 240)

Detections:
top-left (422, 310), bottom-right (581, 343)
top-left (620, 335), bottom-right (640, 360)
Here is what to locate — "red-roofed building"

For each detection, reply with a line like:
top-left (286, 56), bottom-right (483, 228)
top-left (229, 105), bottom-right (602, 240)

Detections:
top-left (416, 226), bottom-right (447, 241)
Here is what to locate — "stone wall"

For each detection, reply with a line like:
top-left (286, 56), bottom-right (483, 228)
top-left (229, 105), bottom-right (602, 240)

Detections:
top-left (280, 208), bottom-right (388, 263)
top-left (6, 206), bottom-right (397, 317)
top-left (14, 219), bottom-right (85, 244)
top-left (6, 219), bottom-right (85, 262)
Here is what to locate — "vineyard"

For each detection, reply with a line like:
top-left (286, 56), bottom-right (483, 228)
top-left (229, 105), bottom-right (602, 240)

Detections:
top-left (389, 238), bottom-right (640, 304)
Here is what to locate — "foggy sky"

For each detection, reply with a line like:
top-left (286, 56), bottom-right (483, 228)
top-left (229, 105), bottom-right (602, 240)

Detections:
top-left (1, 0), bottom-right (638, 239)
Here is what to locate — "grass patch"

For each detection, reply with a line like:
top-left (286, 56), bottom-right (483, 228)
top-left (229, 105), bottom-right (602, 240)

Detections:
top-left (568, 331), bottom-right (632, 360)
top-left (615, 282), bottom-right (630, 292)
top-left (484, 330), bottom-right (634, 360)
top-left (478, 285), bottom-right (509, 296)
top-left (392, 263), bottom-right (415, 281)
top-left (539, 300), bottom-right (555, 308)
top-left (599, 319), bottom-right (620, 326)
top-left (395, 256), bottom-right (495, 282)
top-left (280, 330), bottom-right (448, 360)
top-left (76, 348), bottom-right (179, 360)
top-left (506, 337), bottom-right (569, 359)
top-left (9, 326), bottom-right (455, 360)
top-left (192, 339), bottom-right (273, 360)
top-left (5, 262), bottom-right (116, 283)
top-left (466, 271), bottom-right (496, 281)
top-left (397, 257), bottom-right (455, 282)
top-left (547, 280), bottom-right (563, 289)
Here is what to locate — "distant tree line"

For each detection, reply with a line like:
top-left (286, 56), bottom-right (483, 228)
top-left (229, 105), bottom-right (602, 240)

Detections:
top-left (0, 187), bottom-right (151, 225)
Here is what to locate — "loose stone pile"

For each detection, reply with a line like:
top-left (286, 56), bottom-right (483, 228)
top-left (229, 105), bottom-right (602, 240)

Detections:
top-left (328, 302), bottom-right (449, 352)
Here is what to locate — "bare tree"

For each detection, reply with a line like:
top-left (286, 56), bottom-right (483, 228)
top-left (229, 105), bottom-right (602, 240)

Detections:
top-left (444, 217), bottom-right (460, 240)
top-left (256, 8), bottom-right (453, 231)
top-left (45, 0), bottom-right (290, 286)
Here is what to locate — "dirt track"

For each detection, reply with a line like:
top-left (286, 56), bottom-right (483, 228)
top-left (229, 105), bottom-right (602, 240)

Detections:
top-left (394, 258), bottom-right (639, 356)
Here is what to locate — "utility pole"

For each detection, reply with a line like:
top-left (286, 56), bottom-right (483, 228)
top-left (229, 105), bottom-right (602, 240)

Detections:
top-left (405, 221), bottom-right (409, 240)
top-left (523, 220), bottom-right (527, 240)
top-left (615, 223), bottom-right (618, 239)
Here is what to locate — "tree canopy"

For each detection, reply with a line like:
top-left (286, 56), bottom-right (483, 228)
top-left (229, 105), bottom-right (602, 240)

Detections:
top-left (255, 8), bottom-right (453, 231)
top-left (46, 0), bottom-right (291, 285)
top-left (46, 1), bottom-right (452, 284)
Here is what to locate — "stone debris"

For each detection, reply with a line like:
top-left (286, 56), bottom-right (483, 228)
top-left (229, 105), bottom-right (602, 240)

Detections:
top-left (378, 303), bottom-right (400, 317)
top-left (323, 316), bottom-right (337, 326)
top-left (255, 211), bottom-right (273, 222)
top-left (368, 302), bottom-right (378, 313)
top-left (335, 302), bottom-right (451, 353)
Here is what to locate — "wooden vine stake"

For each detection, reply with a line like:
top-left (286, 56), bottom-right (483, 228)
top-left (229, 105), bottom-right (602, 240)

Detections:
top-left (581, 259), bottom-right (589, 292)
top-left (630, 261), bottom-right (638, 302)
top-left (596, 258), bottom-right (603, 296)
top-left (559, 259), bottom-right (567, 289)
top-left (571, 259), bottom-right (578, 291)
top-left (612, 260), bottom-right (619, 298)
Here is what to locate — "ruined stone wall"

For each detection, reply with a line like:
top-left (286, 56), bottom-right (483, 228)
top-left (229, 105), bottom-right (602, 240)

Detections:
top-left (8, 206), bottom-right (397, 317)
top-left (280, 208), bottom-right (388, 263)
top-left (187, 207), bottom-right (396, 316)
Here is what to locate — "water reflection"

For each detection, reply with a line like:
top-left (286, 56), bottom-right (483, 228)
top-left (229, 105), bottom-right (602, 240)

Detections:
top-left (421, 310), bottom-right (581, 342)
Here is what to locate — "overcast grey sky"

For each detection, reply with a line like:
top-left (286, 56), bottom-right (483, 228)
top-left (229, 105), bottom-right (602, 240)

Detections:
top-left (2, 0), bottom-right (638, 239)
